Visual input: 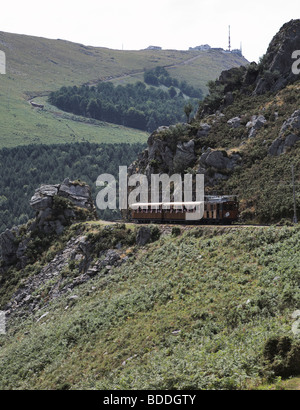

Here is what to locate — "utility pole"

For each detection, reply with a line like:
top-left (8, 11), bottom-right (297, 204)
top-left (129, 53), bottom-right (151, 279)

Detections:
top-left (292, 165), bottom-right (298, 224)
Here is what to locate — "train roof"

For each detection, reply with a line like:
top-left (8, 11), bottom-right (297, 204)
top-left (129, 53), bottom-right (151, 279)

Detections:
top-left (129, 196), bottom-right (237, 209)
top-left (130, 201), bottom-right (203, 209)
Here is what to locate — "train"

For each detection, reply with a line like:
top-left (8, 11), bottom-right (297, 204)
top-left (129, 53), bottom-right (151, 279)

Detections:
top-left (129, 195), bottom-right (239, 224)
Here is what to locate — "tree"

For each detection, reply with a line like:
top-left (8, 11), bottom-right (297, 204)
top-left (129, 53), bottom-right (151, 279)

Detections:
top-left (168, 86), bottom-right (177, 99)
top-left (184, 102), bottom-right (193, 122)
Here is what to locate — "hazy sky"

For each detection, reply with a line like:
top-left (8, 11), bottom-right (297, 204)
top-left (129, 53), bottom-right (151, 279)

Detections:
top-left (0, 0), bottom-right (299, 62)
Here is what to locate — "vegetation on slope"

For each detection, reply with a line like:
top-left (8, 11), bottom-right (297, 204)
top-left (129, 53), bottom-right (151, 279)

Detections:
top-left (0, 142), bottom-right (146, 232)
top-left (1, 223), bottom-right (300, 389)
top-left (197, 77), bottom-right (300, 223)
top-left (0, 31), bottom-right (247, 148)
top-left (48, 69), bottom-right (201, 132)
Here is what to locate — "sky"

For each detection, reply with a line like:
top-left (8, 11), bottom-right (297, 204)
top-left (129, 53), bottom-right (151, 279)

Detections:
top-left (0, 0), bottom-right (299, 62)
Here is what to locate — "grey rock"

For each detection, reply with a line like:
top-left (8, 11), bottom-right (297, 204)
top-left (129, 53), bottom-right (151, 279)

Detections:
top-left (196, 123), bottom-right (211, 138)
top-left (173, 140), bottom-right (196, 173)
top-left (227, 117), bottom-right (241, 128)
top-left (0, 229), bottom-right (19, 266)
top-left (200, 150), bottom-right (236, 170)
top-left (269, 110), bottom-right (300, 155)
top-left (136, 226), bottom-right (152, 246)
top-left (253, 20), bottom-right (300, 94)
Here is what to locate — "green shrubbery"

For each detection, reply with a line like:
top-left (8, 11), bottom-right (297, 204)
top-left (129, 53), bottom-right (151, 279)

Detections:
top-left (1, 225), bottom-right (300, 389)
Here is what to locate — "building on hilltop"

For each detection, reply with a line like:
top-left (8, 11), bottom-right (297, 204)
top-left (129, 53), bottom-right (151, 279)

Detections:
top-left (145, 45), bottom-right (162, 50)
top-left (189, 44), bottom-right (211, 51)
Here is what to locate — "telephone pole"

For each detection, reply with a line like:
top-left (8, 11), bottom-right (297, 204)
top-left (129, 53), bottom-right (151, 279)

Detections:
top-left (292, 165), bottom-right (298, 224)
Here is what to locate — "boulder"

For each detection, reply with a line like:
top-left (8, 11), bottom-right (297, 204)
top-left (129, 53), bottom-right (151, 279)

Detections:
top-left (227, 117), bottom-right (241, 128)
top-left (246, 115), bottom-right (267, 138)
top-left (136, 226), bottom-right (152, 246)
top-left (0, 228), bottom-right (19, 266)
top-left (173, 140), bottom-right (196, 172)
top-left (199, 149), bottom-right (240, 171)
top-left (196, 123), bottom-right (211, 138)
top-left (269, 110), bottom-right (300, 155)
top-left (30, 185), bottom-right (58, 211)
top-left (58, 178), bottom-right (94, 209)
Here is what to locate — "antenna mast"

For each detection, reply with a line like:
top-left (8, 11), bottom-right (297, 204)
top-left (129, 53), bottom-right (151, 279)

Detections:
top-left (228, 25), bottom-right (231, 52)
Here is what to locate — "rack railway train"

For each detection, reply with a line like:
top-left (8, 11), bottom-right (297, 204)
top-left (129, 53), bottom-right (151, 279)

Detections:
top-left (129, 195), bottom-right (239, 224)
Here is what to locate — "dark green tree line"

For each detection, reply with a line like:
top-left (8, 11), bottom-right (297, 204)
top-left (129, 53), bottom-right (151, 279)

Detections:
top-left (49, 71), bottom-right (202, 132)
top-left (0, 142), bottom-right (145, 232)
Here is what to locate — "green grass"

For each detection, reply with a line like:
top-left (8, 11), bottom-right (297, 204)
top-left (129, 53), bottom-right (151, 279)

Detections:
top-left (1, 223), bottom-right (300, 389)
top-left (0, 76), bottom-right (148, 147)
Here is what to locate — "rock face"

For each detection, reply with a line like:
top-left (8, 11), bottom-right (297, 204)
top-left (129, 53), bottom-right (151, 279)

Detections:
top-left (131, 124), bottom-right (197, 177)
top-left (0, 179), bottom-right (97, 270)
top-left (269, 110), bottom-right (300, 155)
top-left (254, 19), bottom-right (300, 94)
top-left (199, 149), bottom-right (242, 171)
top-left (136, 226), bottom-right (152, 246)
top-left (173, 140), bottom-right (196, 173)
top-left (30, 178), bottom-right (97, 235)
top-left (4, 234), bottom-right (127, 318)
top-left (246, 115), bottom-right (267, 138)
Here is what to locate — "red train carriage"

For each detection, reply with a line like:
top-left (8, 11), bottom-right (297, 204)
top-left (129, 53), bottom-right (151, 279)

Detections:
top-left (129, 196), bottom-right (238, 224)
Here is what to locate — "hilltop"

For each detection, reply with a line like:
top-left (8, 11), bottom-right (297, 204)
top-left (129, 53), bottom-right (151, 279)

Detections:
top-left (0, 31), bottom-right (248, 148)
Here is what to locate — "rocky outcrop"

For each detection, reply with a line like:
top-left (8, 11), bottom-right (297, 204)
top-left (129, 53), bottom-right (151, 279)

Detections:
top-left (199, 149), bottom-right (242, 171)
top-left (198, 20), bottom-right (300, 117)
top-left (136, 226), bottom-right (152, 246)
top-left (254, 19), bottom-right (300, 94)
top-left (30, 178), bottom-right (97, 235)
top-left (246, 115), bottom-right (267, 138)
top-left (173, 140), bottom-right (196, 173)
top-left (196, 123), bottom-right (211, 138)
top-left (269, 110), bottom-right (300, 155)
top-left (4, 235), bottom-right (128, 318)
top-left (227, 117), bottom-right (241, 129)
top-left (0, 179), bottom-right (97, 270)
top-left (131, 124), bottom-right (197, 177)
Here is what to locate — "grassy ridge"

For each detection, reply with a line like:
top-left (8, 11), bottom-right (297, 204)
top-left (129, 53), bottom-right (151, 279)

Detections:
top-left (1, 223), bottom-right (300, 389)
top-left (0, 31), bottom-right (248, 148)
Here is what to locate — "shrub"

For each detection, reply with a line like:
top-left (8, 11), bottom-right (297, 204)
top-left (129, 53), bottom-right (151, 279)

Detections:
top-left (263, 335), bottom-right (300, 378)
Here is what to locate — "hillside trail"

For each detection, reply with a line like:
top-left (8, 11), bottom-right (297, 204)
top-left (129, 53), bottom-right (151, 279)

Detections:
top-left (26, 52), bottom-right (205, 115)
top-left (86, 52), bottom-right (205, 86)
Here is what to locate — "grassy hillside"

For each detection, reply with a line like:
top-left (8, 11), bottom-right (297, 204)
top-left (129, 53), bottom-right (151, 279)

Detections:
top-left (1, 222), bottom-right (300, 389)
top-left (0, 31), bottom-right (248, 148)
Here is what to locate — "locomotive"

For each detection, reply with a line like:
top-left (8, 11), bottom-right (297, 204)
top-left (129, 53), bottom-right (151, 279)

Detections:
top-left (129, 195), bottom-right (239, 224)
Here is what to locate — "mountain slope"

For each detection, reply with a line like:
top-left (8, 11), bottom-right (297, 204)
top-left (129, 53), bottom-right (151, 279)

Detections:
top-left (128, 19), bottom-right (300, 224)
top-left (1, 204), bottom-right (300, 389)
top-left (0, 31), bottom-right (248, 148)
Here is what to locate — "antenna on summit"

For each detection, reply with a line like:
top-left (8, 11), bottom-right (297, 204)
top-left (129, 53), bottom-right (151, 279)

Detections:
top-left (228, 25), bottom-right (231, 52)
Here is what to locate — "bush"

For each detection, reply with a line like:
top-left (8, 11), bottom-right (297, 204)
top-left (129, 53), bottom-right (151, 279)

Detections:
top-left (263, 336), bottom-right (300, 378)
top-left (171, 226), bottom-right (181, 236)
